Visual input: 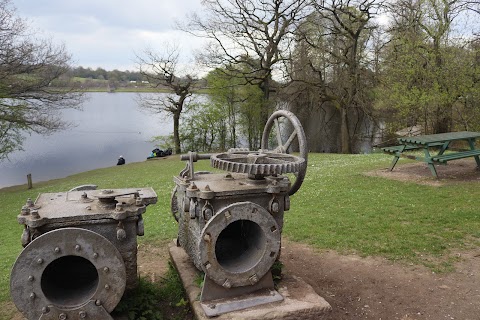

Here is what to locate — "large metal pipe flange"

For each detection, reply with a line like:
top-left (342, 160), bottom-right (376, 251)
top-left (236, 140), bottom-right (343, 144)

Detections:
top-left (198, 202), bottom-right (281, 288)
top-left (10, 227), bottom-right (126, 320)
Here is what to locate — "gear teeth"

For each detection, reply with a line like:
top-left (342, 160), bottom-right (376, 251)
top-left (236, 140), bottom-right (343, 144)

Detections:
top-left (211, 152), bottom-right (304, 176)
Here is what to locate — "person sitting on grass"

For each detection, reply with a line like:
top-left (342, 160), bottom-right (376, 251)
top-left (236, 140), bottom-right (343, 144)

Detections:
top-left (117, 155), bottom-right (125, 165)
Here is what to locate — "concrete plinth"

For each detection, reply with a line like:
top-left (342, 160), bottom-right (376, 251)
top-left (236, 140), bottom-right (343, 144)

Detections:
top-left (169, 242), bottom-right (332, 320)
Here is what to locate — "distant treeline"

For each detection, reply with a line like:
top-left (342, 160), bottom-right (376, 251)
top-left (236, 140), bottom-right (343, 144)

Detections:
top-left (68, 66), bottom-right (145, 82)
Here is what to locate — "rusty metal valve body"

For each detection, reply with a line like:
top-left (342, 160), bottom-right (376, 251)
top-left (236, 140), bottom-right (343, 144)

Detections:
top-left (171, 110), bottom-right (308, 316)
top-left (174, 171), bottom-right (290, 288)
top-left (10, 187), bottom-right (157, 320)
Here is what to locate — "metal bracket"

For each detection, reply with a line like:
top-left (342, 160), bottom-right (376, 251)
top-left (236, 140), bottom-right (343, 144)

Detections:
top-left (200, 271), bottom-right (283, 317)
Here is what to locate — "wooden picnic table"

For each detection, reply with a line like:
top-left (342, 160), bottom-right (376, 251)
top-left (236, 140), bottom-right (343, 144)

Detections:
top-left (382, 131), bottom-right (480, 178)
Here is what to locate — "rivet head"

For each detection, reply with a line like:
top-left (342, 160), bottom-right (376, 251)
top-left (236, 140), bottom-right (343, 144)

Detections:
top-left (41, 306), bottom-right (50, 314)
top-left (75, 244), bottom-right (81, 251)
top-left (104, 284), bottom-right (110, 290)
top-left (54, 247), bottom-right (60, 253)
top-left (21, 206), bottom-right (30, 215)
top-left (203, 234), bottom-right (211, 242)
top-left (249, 274), bottom-right (259, 284)
top-left (271, 201), bottom-right (279, 213)
top-left (29, 292), bottom-right (36, 300)
top-left (26, 198), bottom-right (34, 207)
top-left (37, 258), bottom-right (43, 264)
top-left (93, 252), bottom-right (98, 259)
top-left (31, 210), bottom-right (40, 219)
top-left (79, 311), bottom-right (87, 318)
top-left (103, 267), bottom-right (109, 273)
top-left (28, 275), bottom-right (34, 282)
top-left (58, 313), bottom-right (67, 320)
top-left (95, 299), bottom-right (101, 306)
top-left (222, 279), bottom-right (231, 288)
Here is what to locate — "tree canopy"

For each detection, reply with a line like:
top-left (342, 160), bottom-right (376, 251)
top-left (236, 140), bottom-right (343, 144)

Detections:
top-left (0, 0), bottom-right (83, 159)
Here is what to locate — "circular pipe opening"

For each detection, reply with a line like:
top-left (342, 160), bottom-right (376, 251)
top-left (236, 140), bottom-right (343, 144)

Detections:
top-left (41, 256), bottom-right (99, 307)
top-left (215, 220), bottom-right (266, 273)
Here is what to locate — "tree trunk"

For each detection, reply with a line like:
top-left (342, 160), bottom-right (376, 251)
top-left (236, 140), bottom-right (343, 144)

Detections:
top-left (433, 105), bottom-right (453, 133)
top-left (260, 76), bottom-right (271, 126)
top-left (340, 106), bottom-right (351, 154)
top-left (173, 113), bottom-right (181, 154)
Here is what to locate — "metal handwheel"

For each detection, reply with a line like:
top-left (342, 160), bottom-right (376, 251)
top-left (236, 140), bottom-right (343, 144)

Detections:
top-left (261, 110), bottom-right (308, 195)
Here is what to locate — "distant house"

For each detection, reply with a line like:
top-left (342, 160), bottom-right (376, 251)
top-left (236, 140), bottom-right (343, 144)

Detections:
top-left (141, 81), bottom-right (149, 84)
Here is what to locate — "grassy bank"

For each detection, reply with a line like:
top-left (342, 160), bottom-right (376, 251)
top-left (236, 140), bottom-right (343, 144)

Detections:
top-left (1, 153), bottom-right (479, 315)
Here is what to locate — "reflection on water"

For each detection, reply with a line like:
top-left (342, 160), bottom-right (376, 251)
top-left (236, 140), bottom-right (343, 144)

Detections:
top-left (0, 92), bottom-right (172, 188)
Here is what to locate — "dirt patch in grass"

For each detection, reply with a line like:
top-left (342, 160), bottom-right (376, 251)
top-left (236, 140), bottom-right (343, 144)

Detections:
top-left (6, 240), bottom-right (479, 319)
top-left (136, 240), bottom-right (480, 320)
top-left (0, 301), bottom-right (24, 320)
top-left (137, 242), bottom-right (171, 282)
top-left (365, 158), bottom-right (480, 186)
top-left (282, 239), bottom-right (480, 320)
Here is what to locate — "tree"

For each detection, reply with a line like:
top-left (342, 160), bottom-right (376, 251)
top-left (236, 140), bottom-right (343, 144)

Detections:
top-left (136, 44), bottom-right (196, 154)
top-left (0, 0), bottom-right (83, 160)
top-left (205, 66), bottom-right (264, 150)
top-left (180, 0), bottom-right (310, 125)
top-left (377, 0), bottom-right (480, 134)
top-left (289, 0), bottom-right (381, 153)
top-left (466, 1), bottom-right (480, 14)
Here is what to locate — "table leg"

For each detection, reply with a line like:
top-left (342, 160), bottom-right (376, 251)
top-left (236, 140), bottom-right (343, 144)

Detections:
top-left (423, 147), bottom-right (438, 178)
top-left (438, 141), bottom-right (450, 155)
top-left (467, 139), bottom-right (480, 167)
top-left (388, 145), bottom-right (406, 171)
top-left (389, 154), bottom-right (400, 171)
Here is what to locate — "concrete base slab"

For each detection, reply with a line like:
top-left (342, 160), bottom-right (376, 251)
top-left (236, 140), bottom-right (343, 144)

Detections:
top-left (169, 241), bottom-right (332, 319)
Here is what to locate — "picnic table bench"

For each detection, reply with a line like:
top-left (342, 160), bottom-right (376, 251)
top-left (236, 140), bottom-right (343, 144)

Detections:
top-left (382, 131), bottom-right (480, 178)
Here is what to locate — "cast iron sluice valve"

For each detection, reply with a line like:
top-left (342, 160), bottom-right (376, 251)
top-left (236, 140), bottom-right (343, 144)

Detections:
top-left (171, 110), bottom-right (308, 316)
top-left (10, 187), bottom-right (157, 320)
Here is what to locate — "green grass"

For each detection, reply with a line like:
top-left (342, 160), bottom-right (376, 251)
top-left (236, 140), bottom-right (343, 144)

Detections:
top-left (1, 153), bottom-right (480, 313)
top-left (284, 153), bottom-right (480, 270)
top-left (113, 263), bottom-right (190, 320)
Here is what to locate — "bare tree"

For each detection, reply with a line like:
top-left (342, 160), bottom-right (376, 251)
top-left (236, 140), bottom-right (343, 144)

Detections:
top-left (0, 0), bottom-right (83, 160)
top-left (465, 1), bottom-right (480, 14)
top-left (136, 44), bottom-right (195, 154)
top-left (180, 0), bottom-right (310, 124)
top-left (290, 0), bottom-right (381, 153)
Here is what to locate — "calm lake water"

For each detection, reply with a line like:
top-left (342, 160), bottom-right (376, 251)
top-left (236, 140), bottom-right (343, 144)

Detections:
top-left (0, 92), bottom-right (172, 188)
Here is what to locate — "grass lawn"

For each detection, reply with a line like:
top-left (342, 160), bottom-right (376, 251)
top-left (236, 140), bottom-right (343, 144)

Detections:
top-left (1, 153), bottom-right (479, 317)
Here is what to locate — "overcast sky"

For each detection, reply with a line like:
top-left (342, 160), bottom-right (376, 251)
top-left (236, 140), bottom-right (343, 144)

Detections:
top-left (14, 0), bottom-right (206, 71)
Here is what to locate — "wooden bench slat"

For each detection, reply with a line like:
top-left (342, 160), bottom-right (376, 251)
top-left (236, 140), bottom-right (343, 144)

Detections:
top-left (382, 142), bottom-right (444, 154)
top-left (432, 150), bottom-right (480, 163)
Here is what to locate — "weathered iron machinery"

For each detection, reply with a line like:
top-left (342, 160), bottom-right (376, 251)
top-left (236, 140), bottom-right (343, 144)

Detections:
top-left (171, 110), bottom-right (308, 316)
top-left (10, 186), bottom-right (157, 320)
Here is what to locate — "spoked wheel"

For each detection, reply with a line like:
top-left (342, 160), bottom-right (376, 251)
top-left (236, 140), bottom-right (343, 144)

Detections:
top-left (261, 110), bottom-right (308, 195)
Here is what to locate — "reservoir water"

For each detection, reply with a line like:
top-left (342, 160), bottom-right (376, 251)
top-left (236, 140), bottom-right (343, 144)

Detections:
top-left (0, 92), bottom-right (172, 188)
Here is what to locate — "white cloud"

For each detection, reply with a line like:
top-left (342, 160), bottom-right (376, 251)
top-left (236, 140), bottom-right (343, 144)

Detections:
top-left (14, 0), bottom-right (206, 71)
